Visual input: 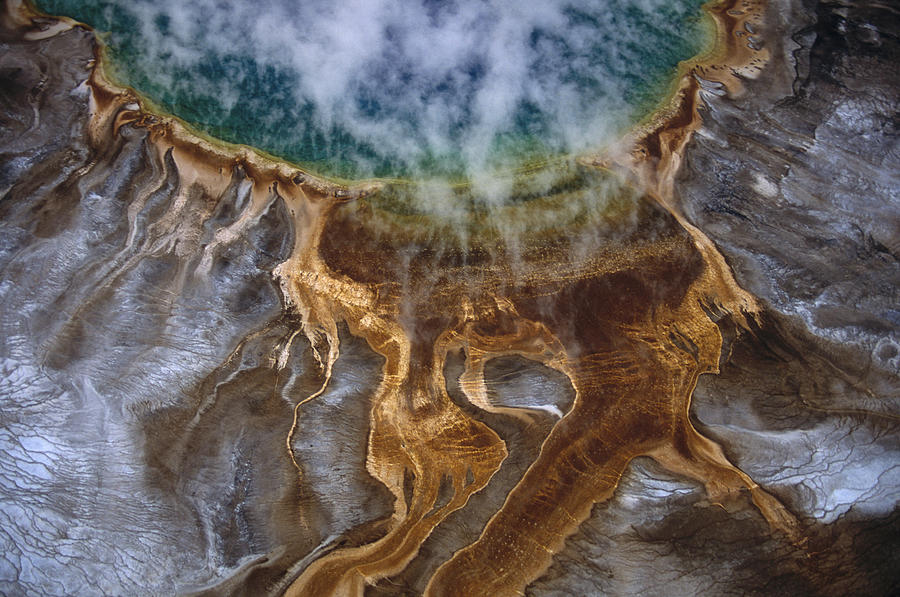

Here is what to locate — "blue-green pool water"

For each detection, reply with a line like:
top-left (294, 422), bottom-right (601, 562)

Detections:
top-left (39, 0), bottom-right (710, 181)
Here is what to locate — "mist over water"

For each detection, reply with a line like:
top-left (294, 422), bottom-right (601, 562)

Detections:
top-left (40, 0), bottom-right (708, 182)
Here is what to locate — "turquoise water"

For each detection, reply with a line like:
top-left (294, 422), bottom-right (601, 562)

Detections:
top-left (39, 0), bottom-right (709, 181)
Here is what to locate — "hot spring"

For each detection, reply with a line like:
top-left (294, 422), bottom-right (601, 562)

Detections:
top-left (9, 1), bottom-right (891, 596)
top-left (37, 0), bottom-right (711, 184)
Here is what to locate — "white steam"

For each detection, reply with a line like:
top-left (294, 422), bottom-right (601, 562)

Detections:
top-left (85, 0), bottom-right (703, 180)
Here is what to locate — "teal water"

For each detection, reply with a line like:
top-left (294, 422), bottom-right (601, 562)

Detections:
top-left (39, 0), bottom-right (709, 181)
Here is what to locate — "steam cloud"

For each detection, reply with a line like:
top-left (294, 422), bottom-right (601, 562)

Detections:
top-left (43, 0), bottom-right (706, 180)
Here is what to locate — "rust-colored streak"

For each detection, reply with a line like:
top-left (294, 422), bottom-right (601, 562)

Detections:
top-left (12, 0), bottom-right (804, 593)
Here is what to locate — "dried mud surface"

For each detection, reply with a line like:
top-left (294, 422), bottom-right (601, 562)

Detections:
top-left (0, 0), bottom-right (897, 595)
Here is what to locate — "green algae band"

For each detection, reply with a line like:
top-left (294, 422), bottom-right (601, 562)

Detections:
top-left (39, 0), bottom-right (709, 181)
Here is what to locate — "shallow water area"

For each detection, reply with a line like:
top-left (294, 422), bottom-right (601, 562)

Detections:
top-left (37, 0), bottom-right (709, 182)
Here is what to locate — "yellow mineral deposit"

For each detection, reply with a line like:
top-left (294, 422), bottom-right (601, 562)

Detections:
top-left (8, 0), bottom-right (802, 594)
